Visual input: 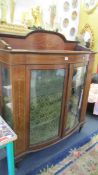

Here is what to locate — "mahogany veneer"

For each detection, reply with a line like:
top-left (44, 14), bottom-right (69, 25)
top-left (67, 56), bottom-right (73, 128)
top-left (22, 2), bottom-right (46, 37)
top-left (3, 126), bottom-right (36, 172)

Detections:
top-left (0, 30), bottom-right (95, 159)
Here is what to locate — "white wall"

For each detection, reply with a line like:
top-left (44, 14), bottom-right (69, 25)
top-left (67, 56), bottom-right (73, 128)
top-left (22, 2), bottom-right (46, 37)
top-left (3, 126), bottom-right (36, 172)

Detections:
top-left (56, 0), bottom-right (81, 40)
top-left (0, 0), bottom-right (81, 41)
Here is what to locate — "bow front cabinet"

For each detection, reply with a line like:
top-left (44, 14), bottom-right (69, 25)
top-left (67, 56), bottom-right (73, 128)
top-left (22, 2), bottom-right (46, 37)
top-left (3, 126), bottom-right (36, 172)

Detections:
top-left (0, 31), bottom-right (95, 158)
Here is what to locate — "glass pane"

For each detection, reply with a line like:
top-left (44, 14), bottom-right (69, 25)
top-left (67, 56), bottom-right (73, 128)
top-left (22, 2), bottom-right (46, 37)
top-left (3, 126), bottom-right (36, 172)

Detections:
top-left (30, 69), bottom-right (65, 145)
top-left (66, 66), bottom-right (86, 130)
top-left (1, 65), bottom-right (12, 127)
top-left (0, 65), bottom-right (2, 115)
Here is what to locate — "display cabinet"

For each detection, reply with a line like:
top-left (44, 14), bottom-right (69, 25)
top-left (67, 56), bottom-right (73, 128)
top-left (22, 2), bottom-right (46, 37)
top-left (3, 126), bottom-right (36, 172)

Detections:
top-left (0, 30), bottom-right (95, 158)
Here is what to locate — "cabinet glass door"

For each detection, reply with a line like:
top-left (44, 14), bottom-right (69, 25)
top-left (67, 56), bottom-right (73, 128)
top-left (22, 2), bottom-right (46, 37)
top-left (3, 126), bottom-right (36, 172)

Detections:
top-left (66, 65), bottom-right (86, 130)
top-left (0, 65), bottom-right (12, 127)
top-left (29, 69), bottom-right (65, 146)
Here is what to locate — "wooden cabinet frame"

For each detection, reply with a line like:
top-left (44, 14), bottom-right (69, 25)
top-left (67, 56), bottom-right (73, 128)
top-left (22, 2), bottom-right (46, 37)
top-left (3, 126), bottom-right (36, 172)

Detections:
top-left (0, 30), bottom-right (95, 159)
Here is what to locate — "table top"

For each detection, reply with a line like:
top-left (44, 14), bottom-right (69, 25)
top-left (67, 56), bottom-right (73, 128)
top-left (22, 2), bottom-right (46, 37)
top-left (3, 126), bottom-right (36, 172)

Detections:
top-left (0, 116), bottom-right (17, 146)
top-left (88, 83), bottom-right (98, 103)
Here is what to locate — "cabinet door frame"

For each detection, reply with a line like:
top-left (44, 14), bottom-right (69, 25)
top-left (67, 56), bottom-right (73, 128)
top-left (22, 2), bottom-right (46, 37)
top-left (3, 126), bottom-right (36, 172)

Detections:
top-left (26, 64), bottom-right (68, 151)
top-left (62, 62), bottom-right (88, 137)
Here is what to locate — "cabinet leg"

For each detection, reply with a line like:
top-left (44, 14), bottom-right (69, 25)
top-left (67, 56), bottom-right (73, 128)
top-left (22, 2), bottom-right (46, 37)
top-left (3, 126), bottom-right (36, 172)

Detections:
top-left (15, 163), bottom-right (18, 169)
top-left (15, 157), bottom-right (24, 169)
top-left (79, 125), bottom-right (83, 132)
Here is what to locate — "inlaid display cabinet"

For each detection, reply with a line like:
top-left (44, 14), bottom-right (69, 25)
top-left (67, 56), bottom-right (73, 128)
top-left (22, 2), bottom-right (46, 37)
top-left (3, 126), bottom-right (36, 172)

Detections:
top-left (0, 30), bottom-right (95, 158)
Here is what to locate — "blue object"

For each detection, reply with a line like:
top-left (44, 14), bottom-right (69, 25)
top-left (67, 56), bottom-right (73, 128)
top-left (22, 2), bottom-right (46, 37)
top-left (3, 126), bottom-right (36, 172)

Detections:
top-left (0, 142), bottom-right (15, 175)
top-left (0, 115), bottom-right (17, 175)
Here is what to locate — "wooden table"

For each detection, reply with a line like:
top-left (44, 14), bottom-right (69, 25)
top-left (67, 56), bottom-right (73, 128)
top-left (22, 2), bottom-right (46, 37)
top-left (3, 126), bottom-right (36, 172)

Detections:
top-left (0, 116), bottom-right (17, 175)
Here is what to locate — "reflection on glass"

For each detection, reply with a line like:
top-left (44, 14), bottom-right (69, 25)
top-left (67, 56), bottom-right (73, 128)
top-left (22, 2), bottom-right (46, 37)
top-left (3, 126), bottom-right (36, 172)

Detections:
top-left (1, 65), bottom-right (12, 127)
top-left (66, 66), bottom-right (86, 130)
top-left (30, 69), bottom-right (65, 145)
top-left (0, 65), bottom-right (2, 115)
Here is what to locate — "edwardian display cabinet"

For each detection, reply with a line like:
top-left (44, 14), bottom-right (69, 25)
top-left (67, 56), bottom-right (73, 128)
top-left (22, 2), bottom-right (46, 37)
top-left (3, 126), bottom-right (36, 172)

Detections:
top-left (0, 30), bottom-right (95, 158)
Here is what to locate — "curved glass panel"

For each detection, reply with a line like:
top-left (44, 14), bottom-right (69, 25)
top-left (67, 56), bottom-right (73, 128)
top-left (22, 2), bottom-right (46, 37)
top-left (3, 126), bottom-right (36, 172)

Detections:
top-left (30, 69), bottom-right (65, 145)
top-left (66, 66), bottom-right (86, 130)
top-left (1, 65), bottom-right (12, 127)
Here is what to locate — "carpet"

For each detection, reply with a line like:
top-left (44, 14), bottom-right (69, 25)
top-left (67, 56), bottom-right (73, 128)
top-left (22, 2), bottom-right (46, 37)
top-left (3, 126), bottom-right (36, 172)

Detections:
top-left (39, 134), bottom-right (98, 175)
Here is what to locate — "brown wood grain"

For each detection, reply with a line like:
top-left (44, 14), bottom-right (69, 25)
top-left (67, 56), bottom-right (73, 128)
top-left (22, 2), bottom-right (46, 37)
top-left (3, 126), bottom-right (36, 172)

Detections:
top-left (0, 30), bottom-right (95, 158)
top-left (11, 65), bottom-right (27, 155)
